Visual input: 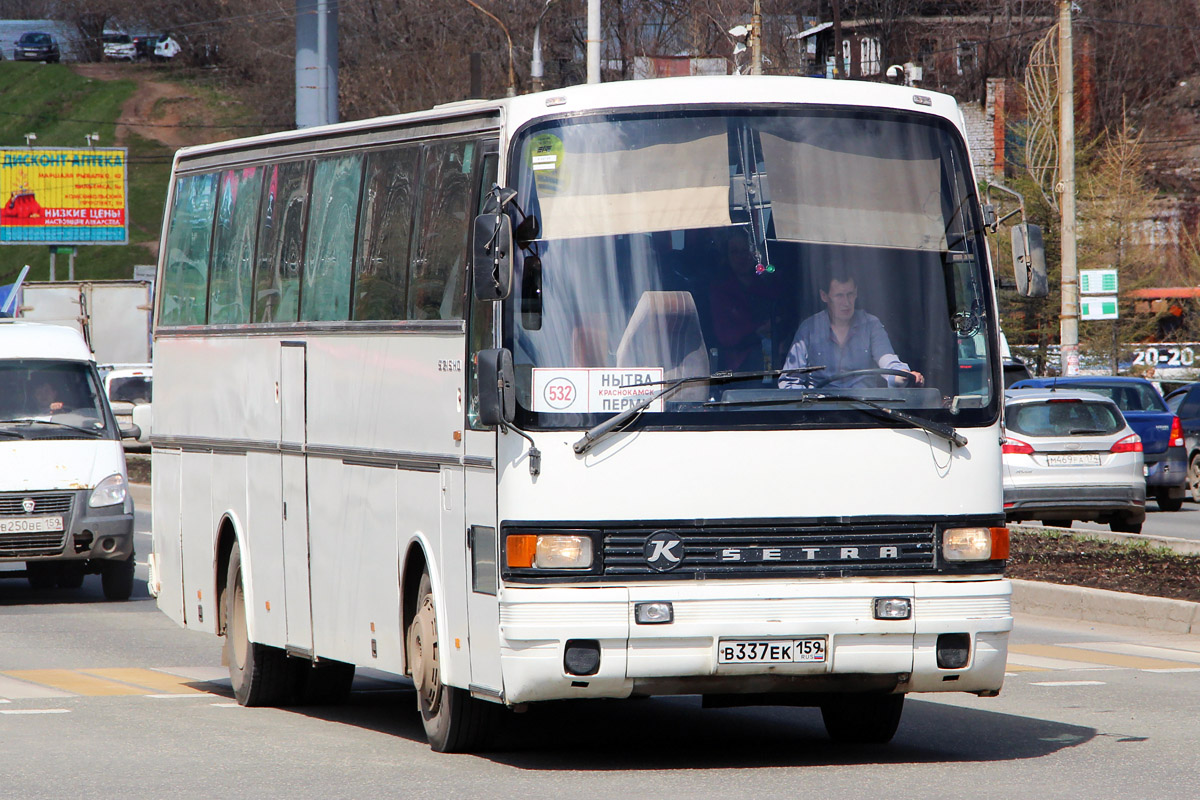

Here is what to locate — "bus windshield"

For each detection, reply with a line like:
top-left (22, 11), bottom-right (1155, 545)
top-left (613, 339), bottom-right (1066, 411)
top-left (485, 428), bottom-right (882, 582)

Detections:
top-left (507, 108), bottom-right (997, 431)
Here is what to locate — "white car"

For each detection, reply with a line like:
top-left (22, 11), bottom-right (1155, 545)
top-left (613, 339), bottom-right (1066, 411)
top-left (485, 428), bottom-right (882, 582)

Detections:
top-left (103, 365), bottom-right (151, 450)
top-left (102, 33), bottom-right (136, 60)
top-left (1003, 388), bottom-right (1146, 533)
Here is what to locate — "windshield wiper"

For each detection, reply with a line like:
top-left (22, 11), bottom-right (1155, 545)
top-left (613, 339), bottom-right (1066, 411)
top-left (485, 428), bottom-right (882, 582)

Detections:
top-left (572, 367), bottom-right (824, 455)
top-left (706, 392), bottom-right (967, 448)
top-left (0, 418), bottom-right (104, 437)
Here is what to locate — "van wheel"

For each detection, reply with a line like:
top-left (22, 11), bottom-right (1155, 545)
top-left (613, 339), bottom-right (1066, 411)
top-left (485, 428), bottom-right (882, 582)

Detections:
top-left (821, 694), bottom-right (905, 744)
top-left (26, 562), bottom-right (58, 590)
top-left (407, 570), bottom-right (498, 752)
top-left (101, 554), bottom-right (135, 600)
top-left (225, 541), bottom-right (291, 706)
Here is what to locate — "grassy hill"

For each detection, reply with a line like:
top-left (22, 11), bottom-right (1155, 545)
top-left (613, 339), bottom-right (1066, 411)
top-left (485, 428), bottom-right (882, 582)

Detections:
top-left (0, 60), bottom-right (248, 285)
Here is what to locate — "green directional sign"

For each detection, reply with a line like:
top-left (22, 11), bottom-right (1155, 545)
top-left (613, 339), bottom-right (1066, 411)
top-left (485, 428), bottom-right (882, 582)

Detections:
top-left (1081, 295), bottom-right (1119, 320)
top-left (1080, 269), bottom-right (1118, 295)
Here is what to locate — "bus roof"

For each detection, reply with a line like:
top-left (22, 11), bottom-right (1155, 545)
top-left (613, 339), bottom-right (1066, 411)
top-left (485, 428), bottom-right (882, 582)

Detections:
top-left (172, 75), bottom-right (964, 167)
top-left (0, 320), bottom-right (93, 362)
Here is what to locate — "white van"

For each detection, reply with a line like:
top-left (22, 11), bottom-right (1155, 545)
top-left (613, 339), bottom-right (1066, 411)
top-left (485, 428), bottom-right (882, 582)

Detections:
top-left (0, 321), bottom-right (137, 599)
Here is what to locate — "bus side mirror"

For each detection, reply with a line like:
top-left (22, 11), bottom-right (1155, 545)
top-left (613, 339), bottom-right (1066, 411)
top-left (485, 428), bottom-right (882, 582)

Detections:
top-left (477, 348), bottom-right (515, 427)
top-left (1011, 223), bottom-right (1048, 298)
top-left (472, 213), bottom-right (513, 301)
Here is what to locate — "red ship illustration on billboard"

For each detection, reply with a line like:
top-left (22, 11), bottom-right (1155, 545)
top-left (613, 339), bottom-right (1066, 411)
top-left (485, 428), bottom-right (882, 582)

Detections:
top-left (1, 179), bottom-right (44, 226)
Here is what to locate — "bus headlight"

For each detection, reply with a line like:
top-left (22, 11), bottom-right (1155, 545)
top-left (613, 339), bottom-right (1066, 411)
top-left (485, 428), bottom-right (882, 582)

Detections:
top-left (89, 473), bottom-right (128, 508)
top-left (942, 527), bottom-right (1009, 562)
top-left (506, 533), bottom-right (594, 569)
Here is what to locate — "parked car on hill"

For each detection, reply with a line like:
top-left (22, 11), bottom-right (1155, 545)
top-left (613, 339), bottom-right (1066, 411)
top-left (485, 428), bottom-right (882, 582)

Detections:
top-left (1164, 381), bottom-right (1200, 500)
top-left (1009, 376), bottom-right (1187, 510)
top-left (13, 31), bottom-right (60, 62)
top-left (102, 32), bottom-right (136, 60)
top-left (1003, 388), bottom-right (1146, 533)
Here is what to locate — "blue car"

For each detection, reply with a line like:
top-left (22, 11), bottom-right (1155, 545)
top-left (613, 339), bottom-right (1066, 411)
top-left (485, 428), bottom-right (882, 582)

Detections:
top-left (1009, 376), bottom-right (1187, 511)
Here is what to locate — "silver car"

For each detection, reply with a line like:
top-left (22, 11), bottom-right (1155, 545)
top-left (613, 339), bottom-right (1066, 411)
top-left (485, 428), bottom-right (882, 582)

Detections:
top-left (1003, 388), bottom-right (1146, 533)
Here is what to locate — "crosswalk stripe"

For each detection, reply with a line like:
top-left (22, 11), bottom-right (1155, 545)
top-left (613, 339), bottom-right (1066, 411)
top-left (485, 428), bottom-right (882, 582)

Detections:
top-left (80, 668), bottom-right (213, 695)
top-left (0, 674), bottom-right (74, 700)
top-left (1009, 644), bottom-right (1200, 671)
top-left (2, 669), bottom-right (147, 696)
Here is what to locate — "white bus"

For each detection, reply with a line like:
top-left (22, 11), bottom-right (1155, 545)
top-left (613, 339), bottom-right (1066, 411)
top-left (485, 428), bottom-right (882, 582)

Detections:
top-left (146, 75), bottom-right (1044, 752)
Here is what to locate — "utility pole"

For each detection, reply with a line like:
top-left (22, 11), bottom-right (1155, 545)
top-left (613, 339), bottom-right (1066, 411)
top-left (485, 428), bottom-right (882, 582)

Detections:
top-left (750, 0), bottom-right (762, 75)
top-left (831, 0), bottom-right (844, 78)
top-left (587, 0), bottom-right (601, 84)
top-left (1058, 0), bottom-right (1079, 375)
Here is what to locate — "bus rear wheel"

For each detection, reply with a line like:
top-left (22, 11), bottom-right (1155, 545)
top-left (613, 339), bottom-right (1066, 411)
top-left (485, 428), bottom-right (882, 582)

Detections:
top-left (407, 570), bottom-right (498, 752)
top-left (225, 541), bottom-right (291, 706)
top-left (820, 694), bottom-right (905, 744)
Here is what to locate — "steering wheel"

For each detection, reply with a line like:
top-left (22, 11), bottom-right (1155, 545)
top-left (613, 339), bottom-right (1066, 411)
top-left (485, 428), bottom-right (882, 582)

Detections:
top-left (811, 368), bottom-right (915, 388)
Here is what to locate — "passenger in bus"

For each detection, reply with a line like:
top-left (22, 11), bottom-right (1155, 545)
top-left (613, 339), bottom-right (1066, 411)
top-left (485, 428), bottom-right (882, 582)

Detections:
top-left (708, 230), bottom-right (778, 372)
top-left (778, 267), bottom-right (923, 389)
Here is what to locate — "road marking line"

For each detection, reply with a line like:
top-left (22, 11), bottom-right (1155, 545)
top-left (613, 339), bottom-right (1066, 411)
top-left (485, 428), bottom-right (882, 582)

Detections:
top-left (81, 668), bottom-right (211, 695)
top-left (0, 708), bottom-right (71, 715)
top-left (144, 693), bottom-right (217, 699)
top-left (1031, 680), bottom-right (1107, 687)
top-left (1009, 643), bottom-right (1200, 671)
top-left (3, 670), bottom-right (146, 696)
top-left (0, 673), bottom-right (77, 699)
top-left (1065, 642), bottom-right (1200, 664)
top-left (211, 702), bottom-right (241, 708)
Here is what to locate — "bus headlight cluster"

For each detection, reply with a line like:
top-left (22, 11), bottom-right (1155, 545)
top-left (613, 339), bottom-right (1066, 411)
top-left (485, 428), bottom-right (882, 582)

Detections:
top-left (506, 533), bottom-right (594, 570)
top-left (88, 473), bottom-right (127, 508)
top-left (942, 527), bottom-right (1009, 562)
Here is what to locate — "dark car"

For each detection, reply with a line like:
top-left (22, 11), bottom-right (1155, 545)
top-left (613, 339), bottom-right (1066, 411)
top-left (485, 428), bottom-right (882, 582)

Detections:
top-left (1164, 382), bottom-right (1200, 501)
top-left (13, 31), bottom-right (60, 63)
top-left (1010, 376), bottom-right (1188, 510)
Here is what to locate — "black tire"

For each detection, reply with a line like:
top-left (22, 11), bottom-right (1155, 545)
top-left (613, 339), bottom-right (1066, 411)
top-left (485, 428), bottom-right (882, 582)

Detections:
top-left (821, 694), bottom-right (905, 744)
top-left (1156, 492), bottom-right (1184, 512)
top-left (1188, 454), bottom-right (1200, 503)
top-left (101, 553), bottom-right (136, 600)
top-left (26, 562), bottom-right (59, 590)
top-left (225, 541), bottom-right (292, 706)
top-left (291, 658), bottom-right (356, 705)
top-left (58, 562), bottom-right (86, 589)
top-left (408, 571), bottom-right (499, 752)
top-left (1111, 516), bottom-right (1143, 534)
top-left (1040, 519), bottom-right (1072, 528)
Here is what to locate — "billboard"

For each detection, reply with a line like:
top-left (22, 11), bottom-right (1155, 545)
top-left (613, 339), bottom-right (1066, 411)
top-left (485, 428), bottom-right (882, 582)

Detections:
top-left (1, 147), bottom-right (129, 244)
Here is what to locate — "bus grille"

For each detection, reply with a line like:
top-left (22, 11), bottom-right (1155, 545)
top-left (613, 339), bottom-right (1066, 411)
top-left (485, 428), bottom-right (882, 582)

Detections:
top-left (602, 523), bottom-right (936, 578)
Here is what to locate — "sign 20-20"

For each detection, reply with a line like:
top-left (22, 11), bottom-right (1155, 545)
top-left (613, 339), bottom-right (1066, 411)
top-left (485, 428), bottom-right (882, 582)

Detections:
top-left (1132, 346), bottom-right (1197, 367)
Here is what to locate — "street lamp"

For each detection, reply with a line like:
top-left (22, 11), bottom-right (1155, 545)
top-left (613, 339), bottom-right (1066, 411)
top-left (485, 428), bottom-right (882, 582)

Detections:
top-left (24, 132), bottom-right (37, 147)
top-left (85, 132), bottom-right (100, 149)
top-left (531, 0), bottom-right (562, 93)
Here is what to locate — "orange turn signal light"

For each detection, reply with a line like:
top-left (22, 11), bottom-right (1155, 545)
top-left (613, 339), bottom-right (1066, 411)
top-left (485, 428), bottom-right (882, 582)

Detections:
top-left (506, 534), bottom-right (538, 568)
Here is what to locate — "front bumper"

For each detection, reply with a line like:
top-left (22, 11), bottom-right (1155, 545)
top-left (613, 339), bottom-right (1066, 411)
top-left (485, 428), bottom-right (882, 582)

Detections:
top-left (1004, 483), bottom-right (1146, 522)
top-left (496, 579), bottom-right (1011, 704)
top-left (0, 489), bottom-right (133, 564)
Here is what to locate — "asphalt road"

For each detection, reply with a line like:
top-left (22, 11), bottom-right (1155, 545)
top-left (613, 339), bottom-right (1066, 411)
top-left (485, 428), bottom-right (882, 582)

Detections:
top-left (1073, 496), bottom-right (1200, 541)
top-left (0, 487), bottom-right (1197, 797)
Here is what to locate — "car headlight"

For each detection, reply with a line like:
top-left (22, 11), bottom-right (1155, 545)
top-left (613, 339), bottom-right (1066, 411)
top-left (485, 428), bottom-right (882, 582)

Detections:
top-left (943, 527), bottom-right (1009, 562)
top-left (89, 473), bottom-right (128, 508)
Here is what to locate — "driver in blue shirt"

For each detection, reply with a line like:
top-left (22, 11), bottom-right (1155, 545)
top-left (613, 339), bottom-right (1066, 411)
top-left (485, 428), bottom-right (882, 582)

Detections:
top-left (778, 268), bottom-right (923, 389)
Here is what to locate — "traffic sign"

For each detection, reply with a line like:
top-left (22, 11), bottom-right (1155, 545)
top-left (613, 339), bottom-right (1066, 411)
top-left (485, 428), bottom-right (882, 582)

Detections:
top-left (1080, 269), bottom-right (1118, 295)
top-left (1080, 295), bottom-right (1119, 320)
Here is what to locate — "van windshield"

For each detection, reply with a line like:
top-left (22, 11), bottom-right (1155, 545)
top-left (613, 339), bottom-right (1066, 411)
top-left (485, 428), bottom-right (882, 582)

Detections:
top-left (0, 360), bottom-right (111, 439)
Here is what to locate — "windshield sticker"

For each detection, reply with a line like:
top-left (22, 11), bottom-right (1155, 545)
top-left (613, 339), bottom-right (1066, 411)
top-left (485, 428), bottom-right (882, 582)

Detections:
top-left (527, 133), bottom-right (564, 194)
top-left (532, 368), bottom-right (664, 414)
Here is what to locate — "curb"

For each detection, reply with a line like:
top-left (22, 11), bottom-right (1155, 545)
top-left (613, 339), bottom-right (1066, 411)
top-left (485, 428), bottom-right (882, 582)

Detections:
top-left (1012, 578), bottom-right (1200, 636)
top-left (1011, 522), bottom-right (1200, 556)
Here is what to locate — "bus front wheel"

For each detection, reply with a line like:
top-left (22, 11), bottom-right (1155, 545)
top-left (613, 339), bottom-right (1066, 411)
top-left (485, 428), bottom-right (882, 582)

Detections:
top-left (225, 541), bottom-right (292, 706)
top-left (407, 570), bottom-right (498, 752)
top-left (820, 694), bottom-right (904, 744)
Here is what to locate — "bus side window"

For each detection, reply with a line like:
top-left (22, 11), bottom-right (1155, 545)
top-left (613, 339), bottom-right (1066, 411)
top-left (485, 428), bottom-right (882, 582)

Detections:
top-left (354, 146), bottom-right (420, 321)
top-left (209, 166), bottom-right (263, 325)
top-left (160, 172), bottom-right (218, 326)
top-left (301, 154), bottom-right (363, 322)
top-left (409, 139), bottom-right (475, 321)
top-left (253, 160), bottom-right (310, 324)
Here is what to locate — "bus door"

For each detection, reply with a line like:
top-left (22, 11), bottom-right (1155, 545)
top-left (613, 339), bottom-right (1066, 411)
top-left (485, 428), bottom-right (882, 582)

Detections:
top-left (280, 341), bottom-right (313, 654)
top-left (463, 140), bottom-right (503, 695)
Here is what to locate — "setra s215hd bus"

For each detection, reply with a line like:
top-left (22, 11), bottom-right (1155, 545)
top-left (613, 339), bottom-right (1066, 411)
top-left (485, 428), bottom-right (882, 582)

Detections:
top-left (143, 75), bottom-right (1046, 752)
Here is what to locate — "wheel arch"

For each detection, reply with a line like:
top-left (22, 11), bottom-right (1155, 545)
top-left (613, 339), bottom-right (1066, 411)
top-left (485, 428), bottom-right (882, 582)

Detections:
top-left (214, 512), bottom-right (241, 638)
top-left (400, 537), bottom-right (433, 676)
